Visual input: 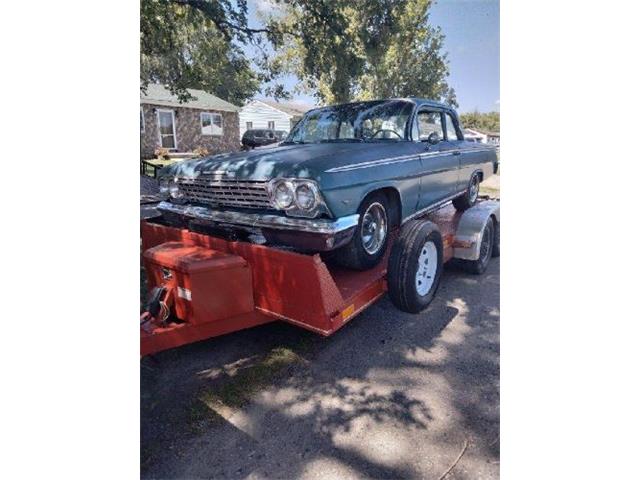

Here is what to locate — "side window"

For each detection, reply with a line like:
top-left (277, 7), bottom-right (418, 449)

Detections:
top-left (444, 113), bottom-right (460, 141)
top-left (416, 110), bottom-right (444, 141)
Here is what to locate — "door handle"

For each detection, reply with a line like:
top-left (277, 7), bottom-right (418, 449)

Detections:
top-left (453, 150), bottom-right (461, 156)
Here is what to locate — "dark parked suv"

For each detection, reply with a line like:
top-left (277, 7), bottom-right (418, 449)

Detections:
top-left (241, 129), bottom-right (287, 150)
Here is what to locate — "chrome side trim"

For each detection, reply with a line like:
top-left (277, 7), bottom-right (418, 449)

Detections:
top-left (325, 147), bottom-right (496, 173)
top-left (326, 153), bottom-right (420, 173)
top-left (157, 201), bottom-right (359, 235)
top-left (402, 191), bottom-right (466, 224)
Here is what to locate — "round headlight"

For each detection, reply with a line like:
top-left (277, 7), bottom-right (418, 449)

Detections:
top-left (274, 181), bottom-right (294, 208)
top-left (295, 184), bottom-right (316, 210)
top-left (169, 182), bottom-right (183, 199)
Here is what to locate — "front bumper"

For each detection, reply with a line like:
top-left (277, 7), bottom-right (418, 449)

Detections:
top-left (157, 201), bottom-right (359, 251)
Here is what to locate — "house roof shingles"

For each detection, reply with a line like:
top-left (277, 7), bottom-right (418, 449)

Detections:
top-left (257, 99), bottom-right (311, 117)
top-left (140, 84), bottom-right (240, 112)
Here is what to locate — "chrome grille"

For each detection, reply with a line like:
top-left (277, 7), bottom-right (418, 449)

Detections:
top-left (177, 177), bottom-right (271, 209)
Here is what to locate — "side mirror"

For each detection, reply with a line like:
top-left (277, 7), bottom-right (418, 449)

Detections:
top-left (427, 132), bottom-right (441, 145)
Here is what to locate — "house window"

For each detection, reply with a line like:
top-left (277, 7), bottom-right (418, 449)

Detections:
top-left (267, 120), bottom-right (275, 130)
top-left (157, 109), bottom-right (177, 149)
top-left (201, 112), bottom-right (223, 136)
top-left (246, 121), bottom-right (253, 130)
top-left (140, 107), bottom-right (145, 133)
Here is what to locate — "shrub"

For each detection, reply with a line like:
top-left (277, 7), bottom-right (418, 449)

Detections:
top-left (193, 146), bottom-right (209, 157)
top-left (154, 147), bottom-right (170, 160)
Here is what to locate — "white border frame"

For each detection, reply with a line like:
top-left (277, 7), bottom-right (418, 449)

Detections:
top-left (156, 108), bottom-right (177, 150)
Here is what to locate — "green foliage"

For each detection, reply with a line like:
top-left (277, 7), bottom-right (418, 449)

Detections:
top-left (270, 0), bottom-right (456, 105)
top-left (459, 111), bottom-right (500, 132)
top-left (140, 0), bottom-right (262, 105)
top-left (141, 0), bottom-right (457, 107)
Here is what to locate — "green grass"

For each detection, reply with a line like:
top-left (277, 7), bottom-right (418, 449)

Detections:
top-left (199, 347), bottom-right (303, 410)
top-left (480, 185), bottom-right (500, 198)
top-left (185, 346), bottom-right (305, 432)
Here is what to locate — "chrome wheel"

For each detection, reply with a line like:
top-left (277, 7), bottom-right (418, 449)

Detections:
top-left (469, 174), bottom-right (480, 203)
top-left (415, 240), bottom-right (438, 296)
top-left (361, 202), bottom-right (387, 255)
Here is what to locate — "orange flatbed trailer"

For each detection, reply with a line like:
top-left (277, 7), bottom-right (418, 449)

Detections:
top-left (140, 201), bottom-right (499, 357)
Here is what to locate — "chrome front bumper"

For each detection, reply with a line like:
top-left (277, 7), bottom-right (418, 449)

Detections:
top-left (156, 201), bottom-right (359, 251)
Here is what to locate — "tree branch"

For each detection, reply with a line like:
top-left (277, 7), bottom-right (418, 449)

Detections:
top-left (170, 0), bottom-right (272, 40)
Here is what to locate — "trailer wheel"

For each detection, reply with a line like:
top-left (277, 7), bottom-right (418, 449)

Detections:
top-left (459, 219), bottom-right (494, 274)
top-left (491, 217), bottom-right (500, 257)
top-left (388, 220), bottom-right (444, 314)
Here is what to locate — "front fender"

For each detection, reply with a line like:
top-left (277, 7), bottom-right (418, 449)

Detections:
top-left (319, 155), bottom-right (425, 220)
top-left (321, 179), bottom-right (417, 219)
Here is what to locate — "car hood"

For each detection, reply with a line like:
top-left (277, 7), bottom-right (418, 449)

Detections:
top-left (159, 142), bottom-right (405, 181)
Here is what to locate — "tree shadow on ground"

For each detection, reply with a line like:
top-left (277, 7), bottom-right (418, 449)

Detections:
top-left (141, 259), bottom-right (499, 479)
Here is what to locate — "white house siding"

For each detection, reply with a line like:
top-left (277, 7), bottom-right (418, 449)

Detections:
top-left (238, 100), bottom-right (293, 139)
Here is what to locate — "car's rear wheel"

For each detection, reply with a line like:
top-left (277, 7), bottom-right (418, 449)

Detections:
top-left (453, 172), bottom-right (481, 211)
top-left (334, 192), bottom-right (390, 270)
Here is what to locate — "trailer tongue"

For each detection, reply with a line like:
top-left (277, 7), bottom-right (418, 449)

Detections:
top-left (140, 201), bottom-right (499, 357)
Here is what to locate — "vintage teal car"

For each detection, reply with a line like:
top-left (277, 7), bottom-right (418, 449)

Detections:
top-left (156, 98), bottom-right (498, 270)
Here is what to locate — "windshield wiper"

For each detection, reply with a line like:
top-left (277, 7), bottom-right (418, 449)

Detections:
top-left (281, 140), bottom-right (306, 145)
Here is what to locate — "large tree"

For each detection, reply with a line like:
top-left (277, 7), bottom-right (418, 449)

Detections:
top-left (140, 0), bottom-right (265, 104)
top-left (269, 0), bottom-right (456, 105)
top-left (459, 111), bottom-right (500, 132)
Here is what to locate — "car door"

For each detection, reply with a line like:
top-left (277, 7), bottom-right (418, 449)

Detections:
top-left (444, 111), bottom-right (489, 193)
top-left (441, 110), bottom-right (467, 193)
top-left (414, 108), bottom-right (460, 210)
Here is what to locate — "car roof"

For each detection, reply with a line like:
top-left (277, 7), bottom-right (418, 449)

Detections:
top-left (406, 97), bottom-right (453, 110)
top-left (245, 129), bottom-right (277, 134)
top-left (305, 98), bottom-right (454, 114)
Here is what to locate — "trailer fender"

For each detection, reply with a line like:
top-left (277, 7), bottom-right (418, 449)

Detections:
top-left (453, 200), bottom-right (500, 261)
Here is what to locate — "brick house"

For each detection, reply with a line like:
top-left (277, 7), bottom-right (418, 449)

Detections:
top-left (140, 84), bottom-right (241, 158)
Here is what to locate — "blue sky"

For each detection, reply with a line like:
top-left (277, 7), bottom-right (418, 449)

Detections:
top-left (246, 0), bottom-right (499, 113)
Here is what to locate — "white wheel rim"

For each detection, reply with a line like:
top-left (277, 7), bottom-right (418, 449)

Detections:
top-left (415, 241), bottom-right (438, 296)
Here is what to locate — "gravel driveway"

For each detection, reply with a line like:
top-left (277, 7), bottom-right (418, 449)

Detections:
top-left (141, 256), bottom-right (500, 479)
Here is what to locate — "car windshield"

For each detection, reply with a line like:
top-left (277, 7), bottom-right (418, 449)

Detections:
top-left (284, 100), bottom-right (414, 143)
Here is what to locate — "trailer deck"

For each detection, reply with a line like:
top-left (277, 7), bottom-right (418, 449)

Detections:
top-left (140, 201), bottom-right (499, 357)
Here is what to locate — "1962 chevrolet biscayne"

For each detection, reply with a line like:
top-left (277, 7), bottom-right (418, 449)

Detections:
top-left (156, 98), bottom-right (499, 270)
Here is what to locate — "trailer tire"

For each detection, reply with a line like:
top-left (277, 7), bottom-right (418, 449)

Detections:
top-left (459, 219), bottom-right (494, 274)
top-left (491, 217), bottom-right (500, 257)
top-left (388, 220), bottom-right (444, 314)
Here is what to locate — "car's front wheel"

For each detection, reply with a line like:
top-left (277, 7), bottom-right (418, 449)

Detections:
top-left (334, 192), bottom-right (390, 270)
